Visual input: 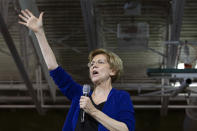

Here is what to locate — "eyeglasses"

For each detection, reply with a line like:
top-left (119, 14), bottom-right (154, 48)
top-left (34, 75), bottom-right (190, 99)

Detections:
top-left (88, 59), bottom-right (107, 68)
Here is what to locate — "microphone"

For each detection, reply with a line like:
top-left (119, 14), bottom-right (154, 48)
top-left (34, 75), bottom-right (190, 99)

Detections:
top-left (81, 84), bottom-right (90, 123)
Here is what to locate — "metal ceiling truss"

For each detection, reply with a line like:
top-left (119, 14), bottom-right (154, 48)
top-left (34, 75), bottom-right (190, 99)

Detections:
top-left (18, 0), bottom-right (56, 101)
top-left (159, 0), bottom-right (186, 116)
top-left (1, 0), bottom-right (195, 112)
top-left (80, 0), bottom-right (104, 51)
top-left (50, 30), bottom-right (82, 54)
top-left (167, 0), bottom-right (185, 68)
top-left (0, 82), bottom-right (196, 109)
top-left (0, 13), bottom-right (42, 114)
top-left (0, 48), bottom-right (10, 56)
top-left (0, 0), bottom-right (9, 24)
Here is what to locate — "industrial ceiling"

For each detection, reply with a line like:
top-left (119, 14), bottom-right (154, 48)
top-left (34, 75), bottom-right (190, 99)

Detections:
top-left (0, 0), bottom-right (197, 125)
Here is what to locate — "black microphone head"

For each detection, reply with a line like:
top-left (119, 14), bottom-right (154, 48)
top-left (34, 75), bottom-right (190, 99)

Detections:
top-left (83, 84), bottom-right (90, 95)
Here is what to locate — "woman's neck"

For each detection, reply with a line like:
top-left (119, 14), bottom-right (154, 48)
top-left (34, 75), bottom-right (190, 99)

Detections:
top-left (93, 78), bottom-right (112, 97)
top-left (91, 80), bottom-right (112, 105)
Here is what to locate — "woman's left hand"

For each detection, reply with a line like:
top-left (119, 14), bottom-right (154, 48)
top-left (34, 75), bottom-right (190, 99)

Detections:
top-left (79, 96), bottom-right (129, 131)
top-left (79, 96), bottom-right (97, 115)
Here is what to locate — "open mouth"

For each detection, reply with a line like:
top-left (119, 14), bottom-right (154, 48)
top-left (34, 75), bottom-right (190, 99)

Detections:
top-left (92, 70), bottom-right (99, 75)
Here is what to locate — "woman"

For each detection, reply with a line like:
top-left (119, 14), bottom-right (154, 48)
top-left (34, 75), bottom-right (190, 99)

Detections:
top-left (19, 9), bottom-right (135, 131)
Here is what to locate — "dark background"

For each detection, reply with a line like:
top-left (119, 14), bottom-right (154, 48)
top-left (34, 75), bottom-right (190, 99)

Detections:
top-left (0, 109), bottom-right (187, 131)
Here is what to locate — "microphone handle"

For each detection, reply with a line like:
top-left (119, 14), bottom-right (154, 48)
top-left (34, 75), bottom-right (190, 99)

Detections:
top-left (81, 93), bottom-right (88, 123)
top-left (81, 110), bottom-right (85, 123)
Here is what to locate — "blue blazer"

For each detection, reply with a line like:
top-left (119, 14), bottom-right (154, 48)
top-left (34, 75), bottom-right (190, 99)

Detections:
top-left (50, 66), bottom-right (135, 131)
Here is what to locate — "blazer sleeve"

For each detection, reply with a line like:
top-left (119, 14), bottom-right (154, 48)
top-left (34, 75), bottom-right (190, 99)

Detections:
top-left (117, 91), bottom-right (135, 131)
top-left (49, 66), bottom-right (82, 101)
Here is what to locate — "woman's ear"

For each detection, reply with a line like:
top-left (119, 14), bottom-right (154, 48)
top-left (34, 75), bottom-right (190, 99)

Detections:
top-left (109, 69), bottom-right (116, 76)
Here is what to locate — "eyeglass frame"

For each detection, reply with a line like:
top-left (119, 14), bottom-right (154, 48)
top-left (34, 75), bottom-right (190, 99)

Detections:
top-left (87, 59), bottom-right (108, 68)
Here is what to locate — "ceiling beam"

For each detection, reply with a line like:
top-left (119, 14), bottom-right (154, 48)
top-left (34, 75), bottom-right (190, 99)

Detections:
top-left (167, 0), bottom-right (185, 68)
top-left (164, 0), bottom-right (185, 115)
top-left (0, 13), bottom-right (42, 114)
top-left (0, 48), bottom-right (10, 56)
top-left (18, 0), bottom-right (56, 101)
top-left (80, 0), bottom-right (103, 51)
top-left (0, 0), bottom-right (9, 24)
top-left (0, 104), bottom-right (196, 110)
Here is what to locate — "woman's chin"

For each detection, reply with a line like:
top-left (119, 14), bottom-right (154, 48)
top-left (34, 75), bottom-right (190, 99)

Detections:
top-left (91, 77), bottom-right (100, 85)
top-left (91, 79), bottom-right (98, 84)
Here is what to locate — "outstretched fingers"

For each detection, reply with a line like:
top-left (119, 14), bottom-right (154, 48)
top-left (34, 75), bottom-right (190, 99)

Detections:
top-left (39, 12), bottom-right (44, 21)
top-left (18, 9), bottom-right (44, 32)
top-left (18, 9), bottom-right (33, 26)
top-left (25, 9), bottom-right (34, 17)
top-left (18, 14), bottom-right (27, 22)
top-left (21, 10), bottom-right (30, 19)
top-left (18, 21), bottom-right (26, 26)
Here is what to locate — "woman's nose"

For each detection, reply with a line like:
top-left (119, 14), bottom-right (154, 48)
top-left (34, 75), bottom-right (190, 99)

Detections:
top-left (92, 64), bottom-right (98, 69)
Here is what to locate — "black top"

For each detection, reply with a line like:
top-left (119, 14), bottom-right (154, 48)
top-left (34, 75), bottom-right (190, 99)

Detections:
top-left (75, 96), bottom-right (105, 131)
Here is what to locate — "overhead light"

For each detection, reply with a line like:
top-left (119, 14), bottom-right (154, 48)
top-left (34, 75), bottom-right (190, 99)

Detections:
top-left (177, 63), bottom-right (184, 69)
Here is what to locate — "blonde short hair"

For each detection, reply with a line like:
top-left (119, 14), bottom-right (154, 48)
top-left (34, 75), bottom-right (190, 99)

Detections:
top-left (88, 48), bottom-right (123, 82)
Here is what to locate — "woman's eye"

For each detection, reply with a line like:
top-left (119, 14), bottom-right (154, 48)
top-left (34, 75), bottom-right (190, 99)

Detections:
top-left (98, 61), bottom-right (104, 64)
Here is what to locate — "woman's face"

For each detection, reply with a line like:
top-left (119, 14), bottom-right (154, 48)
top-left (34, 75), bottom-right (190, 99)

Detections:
top-left (89, 54), bottom-right (115, 84)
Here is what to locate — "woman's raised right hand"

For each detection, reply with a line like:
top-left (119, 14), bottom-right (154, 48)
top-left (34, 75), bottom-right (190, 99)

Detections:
top-left (18, 9), bottom-right (44, 33)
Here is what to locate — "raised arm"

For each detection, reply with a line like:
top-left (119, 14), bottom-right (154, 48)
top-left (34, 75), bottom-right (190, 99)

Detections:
top-left (19, 9), bottom-right (83, 100)
top-left (18, 9), bottom-right (58, 70)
